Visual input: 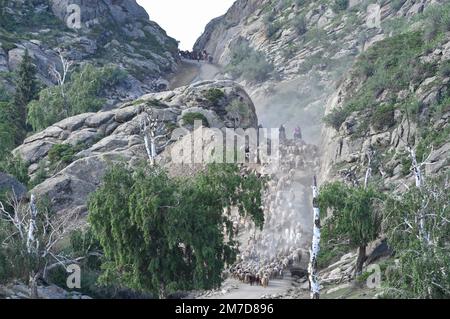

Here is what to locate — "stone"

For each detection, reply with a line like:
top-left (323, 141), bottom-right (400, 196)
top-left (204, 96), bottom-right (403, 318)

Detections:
top-left (115, 105), bottom-right (141, 123)
top-left (0, 46), bottom-right (8, 72)
top-left (85, 112), bottom-right (115, 128)
top-left (13, 81), bottom-right (258, 218)
top-left (0, 173), bottom-right (27, 200)
top-left (365, 238), bottom-right (393, 265)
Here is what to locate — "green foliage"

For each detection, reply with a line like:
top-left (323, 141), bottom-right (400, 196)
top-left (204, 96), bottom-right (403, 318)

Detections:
top-left (204, 88), bottom-right (225, 105)
top-left (317, 225), bottom-right (351, 269)
top-left (0, 102), bottom-right (17, 159)
top-left (391, 0), bottom-right (407, 11)
top-left (46, 228), bottom-right (116, 298)
top-left (282, 43), bottom-right (299, 60)
top-left (383, 174), bottom-right (450, 298)
top-left (266, 21), bottom-right (283, 39)
top-left (182, 112), bottom-right (209, 127)
top-left (324, 31), bottom-right (434, 134)
top-left (332, 0), bottom-right (349, 12)
top-left (13, 49), bottom-right (38, 141)
top-left (0, 83), bottom-right (11, 102)
top-left (226, 100), bottom-right (250, 128)
top-left (416, 125), bottom-right (450, 161)
top-left (318, 182), bottom-right (383, 249)
top-left (0, 196), bottom-right (55, 285)
top-left (28, 161), bottom-right (47, 189)
top-left (292, 14), bottom-right (307, 35)
top-left (0, 0), bottom-right (64, 32)
top-left (0, 155), bottom-right (29, 186)
top-left (88, 163), bottom-right (265, 298)
top-left (323, 107), bottom-right (350, 131)
top-left (371, 104), bottom-right (396, 130)
top-left (27, 64), bottom-right (127, 132)
top-left (48, 143), bottom-right (80, 168)
top-left (225, 41), bottom-right (274, 83)
top-left (422, 4), bottom-right (450, 42)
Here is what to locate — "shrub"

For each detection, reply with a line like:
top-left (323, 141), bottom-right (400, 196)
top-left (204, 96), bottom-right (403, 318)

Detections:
top-left (27, 64), bottom-right (127, 132)
top-left (333, 0), bottom-right (349, 12)
top-left (0, 155), bottom-right (29, 186)
top-left (371, 104), bottom-right (396, 130)
top-left (282, 43), bottom-right (299, 60)
top-left (48, 144), bottom-right (79, 167)
top-left (323, 108), bottom-right (350, 131)
top-left (28, 161), bottom-right (47, 189)
top-left (266, 21), bottom-right (282, 39)
top-left (391, 0), bottom-right (407, 11)
top-left (383, 174), bottom-right (450, 298)
top-left (292, 14), bottom-right (307, 35)
top-left (182, 112), bottom-right (209, 127)
top-left (439, 61), bottom-right (450, 77)
top-left (225, 41), bottom-right (274, 83)
top-left (204, 88), bottom-right (225, 105)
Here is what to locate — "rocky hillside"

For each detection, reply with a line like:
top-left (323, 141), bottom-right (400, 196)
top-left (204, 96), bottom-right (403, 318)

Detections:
top-left (0, 0), bottom-right (179, 101)
top-left (194, 0), bottom-right (444, 143)
top-left (320, 29), bottom-right (450, 188)
top-left (13, 80), bottom-right (258, 217)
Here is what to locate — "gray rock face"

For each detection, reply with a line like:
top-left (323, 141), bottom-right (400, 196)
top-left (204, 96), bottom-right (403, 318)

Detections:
top-left (0, 173), bottom-right (27, 200)
top-left (0, 283), bottom-right (92, 299)
top-left (193, 0), bottom-right (440, 145)
top-left (0, 46), bottom-right (8, 72)
top-left (50, 0), bottom-right (149, 26)
top-left (0, 0), bottom-right (178, 102)
top-left (14, 81), bottom-right (258, 217)
top-left (319, 35), bottom-right (450, 189)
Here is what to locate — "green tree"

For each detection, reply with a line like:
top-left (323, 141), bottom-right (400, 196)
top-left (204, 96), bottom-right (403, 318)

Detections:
top-left (88, 163), bottom-right (265, 299)
top-left (318, 182), bottom-right (383, 276)
top-left (0, 102), bottom-right (16, 160)
top-left (14, 49), bottom-right (38, 141)
top-left (27, 64), bottom-right (126, 132)
top-left (383, 174), bottom-right (450, 298)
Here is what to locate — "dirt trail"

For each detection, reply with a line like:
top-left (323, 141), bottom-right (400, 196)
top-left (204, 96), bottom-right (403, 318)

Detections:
top-left (168, 59), bottom-right (222, 89)
top-left (169, 58), bottom-right (300, 299)
top-left (201, 275), bottom-right (294, 300)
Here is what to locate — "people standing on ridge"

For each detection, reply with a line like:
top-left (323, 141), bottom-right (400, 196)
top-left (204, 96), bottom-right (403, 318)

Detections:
top-left (293, 126), bottom-right (302, 140)
top-left (178, 49), bottom-right (212, 63)
top-left (279, 125), bottom-right (287, 144)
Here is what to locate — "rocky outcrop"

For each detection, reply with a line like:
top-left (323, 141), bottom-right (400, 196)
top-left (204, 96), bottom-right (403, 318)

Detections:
top-left (0, 0), bottom-right (179, 102)
top-left (319, 34), bottom-right (450, 188)
top-left (0, 283), bottom-right (91, 300)
top-left (14, 80), bottom-right (258, 216)
top-left (0, 173), bottom-right (27, 199)
top-left (194, 0), bottom-right (443, 143)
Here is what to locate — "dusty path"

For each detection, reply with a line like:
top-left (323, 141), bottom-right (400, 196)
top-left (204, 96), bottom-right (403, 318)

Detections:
top-left (169, 58), bottom-right (299, 300)
top-left (201, 275), bottom-right (294, 299)
top-left (168, 59), bottom-right (222, 89)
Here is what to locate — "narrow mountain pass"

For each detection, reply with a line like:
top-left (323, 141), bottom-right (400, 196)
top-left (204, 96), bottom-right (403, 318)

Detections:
top-left (168, 59), bottom-right (222, 89)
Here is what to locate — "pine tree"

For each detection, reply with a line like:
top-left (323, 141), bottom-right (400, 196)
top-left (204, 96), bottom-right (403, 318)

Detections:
top-left (14, 49), bottom-right (38, 142)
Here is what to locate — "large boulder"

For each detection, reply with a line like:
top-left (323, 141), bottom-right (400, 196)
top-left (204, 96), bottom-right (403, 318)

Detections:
top-left (0, 173), bottom-right (27, 200)
top-left (50, 0), bottom-right (149, 26)
top-left (14, 81), bottom-right (258, 217)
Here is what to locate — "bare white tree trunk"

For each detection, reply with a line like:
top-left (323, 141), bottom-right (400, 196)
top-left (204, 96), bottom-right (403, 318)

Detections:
top-left (140, 109), bottom-right (169, 166)
top-left (26, 194), bottom-right (38, 254)
top-left (49, 50), bottom-right (73, 116)
top-left (409, 148), bottom-right (422, 188)
top-left (1, 193), bottom-right (82, 298)
top-left (408, 147), bottom-right (431, 245)
top-left (308, 176), bottom-right (321, 299)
